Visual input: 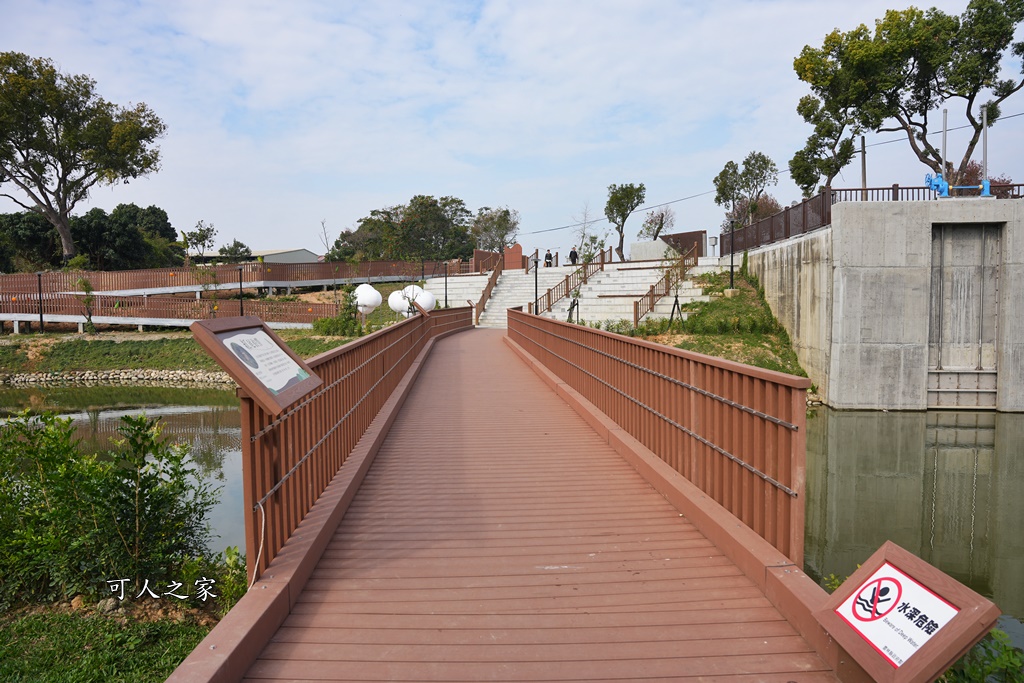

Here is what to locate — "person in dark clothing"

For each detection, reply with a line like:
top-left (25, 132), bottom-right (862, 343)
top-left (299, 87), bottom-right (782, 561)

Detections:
top-left (569, 246), bottom-right (578, 265)
top-left (544, 249), bottom-right (553, 267)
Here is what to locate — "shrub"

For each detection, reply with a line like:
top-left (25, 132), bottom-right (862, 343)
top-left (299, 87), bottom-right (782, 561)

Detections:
top-left (0, 413), bottom-right (218, 608)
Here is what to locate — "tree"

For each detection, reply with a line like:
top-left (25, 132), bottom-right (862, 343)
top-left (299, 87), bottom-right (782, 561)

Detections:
top-left (109, 203), bottom-right (183, 268)
top-left (71, 207), bottom-right (150, 271)
top-left (789, 95), bottom-right (858, 197)
top-left (182, 220), bottom-right (217, 264)
top-left (713, 151), bottom-right (779, 228)
top-left (604, 183), bottom-right (646, 262)
top-left (0, 52), bottom-right (166, 261)
top-left (218, 239), bottom-right (252, 263)
top-left (332, 195), bottom-right (474, 262)
top-left (794, 1), bottom-right (1024, 185)
top-left (571, 202), bottom-right (607, 264)
top-left (723, 194), bottom-right (783, 230)
top-left (471, 206), bottom-right (520, 253)
top-left (0, 211), bottom-right (61, 269)
top-left (637, 206), bottom-right (675, 241)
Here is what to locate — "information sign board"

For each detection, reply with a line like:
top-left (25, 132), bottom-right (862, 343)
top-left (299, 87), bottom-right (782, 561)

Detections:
top-left (191, 317), bottom-right (322, 415)
top-left (815, 541), bottom-right (1000, 683)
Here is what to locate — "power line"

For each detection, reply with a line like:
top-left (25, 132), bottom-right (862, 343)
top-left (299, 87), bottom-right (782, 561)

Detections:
top-left (521, 189), bottom-right (716, 235)
top-left (864, 110), bottom-right (1023, 149)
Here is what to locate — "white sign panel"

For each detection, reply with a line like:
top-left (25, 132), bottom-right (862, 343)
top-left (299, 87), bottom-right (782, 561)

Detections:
top-left (835, 562), bottom-right (960, 668)
top-left (222, 329), bottom-right (310, 395)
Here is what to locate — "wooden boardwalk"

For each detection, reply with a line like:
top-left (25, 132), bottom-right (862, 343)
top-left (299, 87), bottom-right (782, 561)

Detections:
top-left (240, 329), bottom-right (836, 682)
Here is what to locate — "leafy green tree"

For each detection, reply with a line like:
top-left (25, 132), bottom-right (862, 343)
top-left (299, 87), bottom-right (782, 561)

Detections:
top-left (794, 1), bottom-right (1024, 185)
top-left (109, 203), bottom-right (183, 267)
top-left (218, 239), bottom-right (252, 263)
top-left (471, 206), bottom-right (520, 253)
top-left (0, 52), bottom-right (166, 262)
top-left (638, 206), bottom-right (675, 241)
top-left (0, 211), bottom-right (61, 269)
top-left (331, 195), bottom-right (474, 262)
top-left (789, 95), bottom-right (858, 197)
top-left (714, 152), bottom-right (779, 228)
top-left (71, 207), bottom-right (152, 271)
top-left (604, 183), bottom-right (646, 262)
top-left (182, 220), bottom-right (217, 264)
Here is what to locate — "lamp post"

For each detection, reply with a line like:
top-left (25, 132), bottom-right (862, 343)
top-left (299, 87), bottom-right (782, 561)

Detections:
top-left (729, 221), bottom-right (737, 290)
top-left (36, 272), bottom-right (44, 333)
top-left (531, 256), bottom-right (540, 314)
top-left (238, 267), bottom-right (244, 316)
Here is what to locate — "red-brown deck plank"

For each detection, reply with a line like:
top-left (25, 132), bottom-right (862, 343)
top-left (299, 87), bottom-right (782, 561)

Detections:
top-left (242, 328), bottom-right (833, 682)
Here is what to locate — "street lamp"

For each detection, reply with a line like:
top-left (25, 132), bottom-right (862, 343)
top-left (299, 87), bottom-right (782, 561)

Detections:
top-left (729, 221), bottom-right (737, 290)
top-left (532, 254), bottom-right (540, 313)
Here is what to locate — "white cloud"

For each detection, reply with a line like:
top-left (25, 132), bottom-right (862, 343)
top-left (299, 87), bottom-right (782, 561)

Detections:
top-left (2, 0), bottom-right (1022, 256)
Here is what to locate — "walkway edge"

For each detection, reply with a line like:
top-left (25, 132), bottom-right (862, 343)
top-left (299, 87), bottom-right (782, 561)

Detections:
top-left (168, 328), bottom-right (466, 683)
top-left (503, 334), bottom-right (872, 683)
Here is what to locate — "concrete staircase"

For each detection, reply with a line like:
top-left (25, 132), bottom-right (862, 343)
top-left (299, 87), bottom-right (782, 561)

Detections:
top-left (477, 266), bottom-right (574, 328)
top-left (425, 257), bottom-right (722, 329)
top-left (422, 273), bottom-right (491, 310)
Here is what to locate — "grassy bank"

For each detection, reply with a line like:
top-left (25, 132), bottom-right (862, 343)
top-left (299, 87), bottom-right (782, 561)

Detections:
top-left (595, 269), bottom-right (808, 379)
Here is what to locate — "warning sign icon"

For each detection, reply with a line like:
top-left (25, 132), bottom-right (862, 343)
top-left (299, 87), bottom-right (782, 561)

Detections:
top-left (852, 578), bottom-right (902, 621)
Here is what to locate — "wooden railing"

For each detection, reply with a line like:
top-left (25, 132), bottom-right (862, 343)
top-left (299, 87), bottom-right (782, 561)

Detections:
top-left (527, 247), bottom-right (614, 315)
top-left (240, 306), bottom-right (473, 582)
top-left (474, 253), bottom-right (505, 324)
top-left (0, 257), bottom-right (503, 296)
top-left (0, 292), bottom-right (339, 326)
top-left (724, 183), bottom-right (1024, 255)
top-left (632, 246), bottom-right (697, 327)
top-left (507, 310), bottom-right (810, 564)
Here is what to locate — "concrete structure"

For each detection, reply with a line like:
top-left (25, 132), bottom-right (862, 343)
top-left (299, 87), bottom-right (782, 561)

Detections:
top-left (746, 199), bottom-right (1023, 412)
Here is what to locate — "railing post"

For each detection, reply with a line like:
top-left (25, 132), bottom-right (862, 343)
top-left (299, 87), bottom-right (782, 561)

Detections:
top-left (892, 183), bottom-right (899, 201)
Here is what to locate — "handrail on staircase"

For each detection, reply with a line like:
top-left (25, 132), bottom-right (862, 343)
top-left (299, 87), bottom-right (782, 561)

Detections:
top-left (474, 251), bottom-right (505, 324)
top-left (530, 246), bottom-right (613, 315)
top-left (632, 245), bottom-right (698, 327)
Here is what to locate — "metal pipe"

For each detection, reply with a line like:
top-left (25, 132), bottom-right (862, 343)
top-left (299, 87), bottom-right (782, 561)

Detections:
top-left (444, 261), bottom-right (448, 308)
top-left (861, 135), bottom-right (867, 200)
top-left (978, 226), bottom-right (986, 370)
top-left (942, 108), bottom-right (948, 181)
top-left (982, 105), bottom-right (988, 182)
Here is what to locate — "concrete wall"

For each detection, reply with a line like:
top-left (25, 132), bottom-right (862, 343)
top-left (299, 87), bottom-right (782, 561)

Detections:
top-left (746, 199), bottom-right (1023, 412)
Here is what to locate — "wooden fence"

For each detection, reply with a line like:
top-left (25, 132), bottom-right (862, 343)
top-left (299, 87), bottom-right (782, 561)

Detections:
top-left (239, 306), bottom-right (473, 582)
top-left (507, 310), bottom-right (810, 564)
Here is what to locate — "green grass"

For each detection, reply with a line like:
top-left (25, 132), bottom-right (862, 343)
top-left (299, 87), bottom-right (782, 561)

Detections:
top-left (0, 330), bottom-right (355, 375)
top-left (0, 610), bottom-right (209, 683)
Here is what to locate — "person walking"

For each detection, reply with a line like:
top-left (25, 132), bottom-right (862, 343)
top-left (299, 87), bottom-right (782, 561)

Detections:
top-left (569, 246), bottom-right (578, 266)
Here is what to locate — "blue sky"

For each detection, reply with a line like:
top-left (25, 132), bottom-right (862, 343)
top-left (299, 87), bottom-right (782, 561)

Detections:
top-left (2, 0), bottom-right (1022, 258)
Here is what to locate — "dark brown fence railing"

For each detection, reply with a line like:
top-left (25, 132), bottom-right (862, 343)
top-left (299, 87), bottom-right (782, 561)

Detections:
top-left (723, 183), bottom-right (1024, 255)
top-left (475, 253), bottom-right (505, 324)
top-left (507, 310), bottom-right (809, 564)
top-left (0, 292), bottom-right (339, 326)
top-left (632, 246), bottom-right (697, 327)
top-left (0, 256), bottom-right (505, 296)
top-left (241, 306), bottom-right (473, 582)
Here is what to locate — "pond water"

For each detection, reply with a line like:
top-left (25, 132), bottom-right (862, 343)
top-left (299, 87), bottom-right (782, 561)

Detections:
top-left (2, 386), bottom-right (1021, 645)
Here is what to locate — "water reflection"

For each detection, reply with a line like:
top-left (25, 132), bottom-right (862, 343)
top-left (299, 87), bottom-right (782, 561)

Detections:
top-left (0, 386), bottom-right (246, 554)
top-left (805, 408), bottom-right (1024, 635)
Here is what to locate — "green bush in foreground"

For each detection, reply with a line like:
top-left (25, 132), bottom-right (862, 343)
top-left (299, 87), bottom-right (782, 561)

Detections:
top-left (0, 413), bottom-right (217, 609)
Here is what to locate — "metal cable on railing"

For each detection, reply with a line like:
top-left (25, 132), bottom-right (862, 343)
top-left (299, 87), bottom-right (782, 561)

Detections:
top-left (510, 319), bottom-right (799, 497)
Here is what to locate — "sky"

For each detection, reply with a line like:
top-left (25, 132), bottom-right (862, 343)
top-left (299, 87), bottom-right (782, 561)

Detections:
top-left (2, 0), bottom-right (1023, 260)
